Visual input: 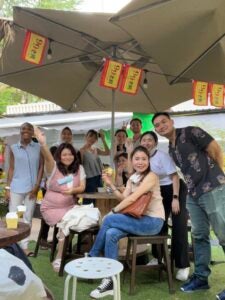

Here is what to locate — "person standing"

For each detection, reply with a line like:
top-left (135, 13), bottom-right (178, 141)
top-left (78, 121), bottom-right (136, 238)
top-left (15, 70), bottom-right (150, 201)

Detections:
top-left (152, 112), bottom-right (225, 299)
top-left (140, 131), bottom-right (190, 281)
top-left (80, 129), bottom-right (109, 204)
top-left (6, 123), bottom-right (44, 256)
top-left (129, 118), bottom-right (142, 148)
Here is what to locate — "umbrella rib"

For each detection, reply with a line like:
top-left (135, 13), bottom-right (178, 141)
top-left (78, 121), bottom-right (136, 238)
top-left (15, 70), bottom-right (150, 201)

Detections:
top-left (110, 0), bottom-right (174, 22)
top-left (13, 22), bottom-right (103, 59)
top-left (18, 7), bottom-right (111, 56)
top-left (171, 32), bottom-right (225, 84)
top-left (0, 53), bottom-right (98, 79)
top-left (139, 85), bottom-right (158, 112)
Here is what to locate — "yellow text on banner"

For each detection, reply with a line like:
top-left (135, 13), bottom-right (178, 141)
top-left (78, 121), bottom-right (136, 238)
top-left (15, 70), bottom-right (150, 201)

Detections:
top-left (100, 59), bottom-right (123, 89)
top-left (210, 83), bottom-right (225, 107)
top-left (120, 65), bottom-right (142, 95)
top-left (193, 80), bottom-right (208, 106)
top-left (22, 31), bottom-right (47, 65)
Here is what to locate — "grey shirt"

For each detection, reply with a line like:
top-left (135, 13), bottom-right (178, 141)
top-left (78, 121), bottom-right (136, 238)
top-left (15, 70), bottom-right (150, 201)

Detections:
top-left (169, 126), bottom-right (225, 199)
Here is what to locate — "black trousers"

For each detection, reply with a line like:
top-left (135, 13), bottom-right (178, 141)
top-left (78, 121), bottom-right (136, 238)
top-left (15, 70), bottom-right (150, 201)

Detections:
top-left (152, 181), bottom-right (190, 268)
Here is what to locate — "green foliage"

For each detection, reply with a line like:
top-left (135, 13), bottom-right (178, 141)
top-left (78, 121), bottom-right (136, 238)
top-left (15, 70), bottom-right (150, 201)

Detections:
top-left (2, 0), bottom-right (78, 17)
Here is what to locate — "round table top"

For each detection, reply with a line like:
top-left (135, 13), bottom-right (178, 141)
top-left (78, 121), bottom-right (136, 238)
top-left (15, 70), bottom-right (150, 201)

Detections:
top-left (64, 257), bottom-right (124, 279)
top-left (0, 221), bottom-right (30, 248)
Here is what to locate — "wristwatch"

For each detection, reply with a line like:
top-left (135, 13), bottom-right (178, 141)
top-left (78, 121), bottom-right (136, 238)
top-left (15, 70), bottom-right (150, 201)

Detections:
top-left (173, 195), bottom-right (178, 199)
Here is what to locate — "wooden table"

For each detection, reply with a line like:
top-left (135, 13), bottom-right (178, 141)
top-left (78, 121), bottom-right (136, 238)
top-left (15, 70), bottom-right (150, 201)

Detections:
top-left (0, 220), bottom-right (30, 248)
top-left (77, 192), bottom-right (148, 259)
top-left (77, 192), bottom-right (119, 217)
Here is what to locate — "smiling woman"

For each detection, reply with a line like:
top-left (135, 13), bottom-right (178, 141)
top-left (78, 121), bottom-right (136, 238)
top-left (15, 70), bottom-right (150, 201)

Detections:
top-left (88, 145), bottom-right (165, 299)
top-left (34, 127), bottom-right (86, 272)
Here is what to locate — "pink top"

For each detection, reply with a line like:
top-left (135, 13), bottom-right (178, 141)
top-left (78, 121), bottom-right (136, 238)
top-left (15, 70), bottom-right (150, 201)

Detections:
top-left (41, 165), bottom-right (85, 226)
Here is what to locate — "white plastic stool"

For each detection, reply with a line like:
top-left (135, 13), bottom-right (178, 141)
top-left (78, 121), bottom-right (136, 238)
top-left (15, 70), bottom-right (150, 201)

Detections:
top-left (63, 257), bottom-right (124, 300)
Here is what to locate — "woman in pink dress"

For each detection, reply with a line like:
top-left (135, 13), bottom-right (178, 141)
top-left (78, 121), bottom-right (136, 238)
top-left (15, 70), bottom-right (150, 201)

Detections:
top-left (34, 127), bottom-right (86, 272)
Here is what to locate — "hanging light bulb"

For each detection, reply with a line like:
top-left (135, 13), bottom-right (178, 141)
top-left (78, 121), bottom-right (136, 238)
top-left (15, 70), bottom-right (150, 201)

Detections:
top-left (143, 69), bottom-right (148, 89)
top-left (47, 39), bottom-right (53, 60)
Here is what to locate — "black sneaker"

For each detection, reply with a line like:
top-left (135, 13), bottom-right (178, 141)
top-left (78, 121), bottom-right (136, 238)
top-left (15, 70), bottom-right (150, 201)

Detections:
top-left (180, 275), bottom-right (209, 293)
top-left (217, 289), bottom-right (225, 300)
top-left (90, 278), bottom-right (113, 298)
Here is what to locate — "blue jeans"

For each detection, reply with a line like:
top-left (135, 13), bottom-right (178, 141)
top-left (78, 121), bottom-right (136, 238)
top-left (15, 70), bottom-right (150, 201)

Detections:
top-left (187, 184), bottom-right (225, 280)
top-left (89, 213), bottom-right (164, 260)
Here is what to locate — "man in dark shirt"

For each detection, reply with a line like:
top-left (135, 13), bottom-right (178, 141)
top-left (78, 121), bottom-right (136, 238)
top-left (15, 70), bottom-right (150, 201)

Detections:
top-left (152, 112), bottom-right (225, 299)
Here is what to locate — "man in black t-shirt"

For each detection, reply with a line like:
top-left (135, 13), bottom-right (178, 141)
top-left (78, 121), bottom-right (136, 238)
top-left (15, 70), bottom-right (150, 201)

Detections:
top-left (152, 112), bottom-right (225, 300)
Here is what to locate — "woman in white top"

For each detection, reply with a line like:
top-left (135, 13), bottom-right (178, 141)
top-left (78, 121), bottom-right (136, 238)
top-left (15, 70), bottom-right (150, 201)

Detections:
top-left (88, 145), bottom-right (164, 299)
top-left (141, 131), bottom-right (190, 281)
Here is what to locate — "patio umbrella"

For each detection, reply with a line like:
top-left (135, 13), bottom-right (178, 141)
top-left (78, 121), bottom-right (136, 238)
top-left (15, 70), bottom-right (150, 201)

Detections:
top-left (111, 0), bottom-right (225, 84)
top-left (0, 6), bottom-right (191, 111)
top-left (0, 6), bottom-right (191, 162)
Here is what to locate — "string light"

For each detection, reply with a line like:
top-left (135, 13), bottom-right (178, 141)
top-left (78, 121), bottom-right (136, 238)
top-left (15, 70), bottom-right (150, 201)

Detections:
top-left (143, 69), bottom-right (148, 89)
top-left (47, 39), bottom-right (53, 60)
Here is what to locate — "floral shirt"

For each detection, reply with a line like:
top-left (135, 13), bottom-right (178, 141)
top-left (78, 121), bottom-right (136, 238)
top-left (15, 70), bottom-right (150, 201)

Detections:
top-left (169, 126), bottom-right (225, 199)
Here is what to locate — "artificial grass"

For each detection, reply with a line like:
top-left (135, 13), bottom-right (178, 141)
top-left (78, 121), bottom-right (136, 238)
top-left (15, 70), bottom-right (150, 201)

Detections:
top-left (29, 241), bottom-right (225, 300)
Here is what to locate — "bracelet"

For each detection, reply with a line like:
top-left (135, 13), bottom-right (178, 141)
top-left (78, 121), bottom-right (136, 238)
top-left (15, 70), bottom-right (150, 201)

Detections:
top-left (5, 186), bottom-right (10, 190)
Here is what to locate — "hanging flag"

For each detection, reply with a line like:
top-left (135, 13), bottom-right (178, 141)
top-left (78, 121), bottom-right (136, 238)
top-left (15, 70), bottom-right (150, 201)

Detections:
top-left (100, 59), bottom-right (123, 89)
top-left (120, 65), bottom-right (142, 95)
top-left (210, 83), bottom-right (225, 107)
top-left (193, 80), bottom-right (209, 106)
top-left (22, 31), bottom-right (47, 65)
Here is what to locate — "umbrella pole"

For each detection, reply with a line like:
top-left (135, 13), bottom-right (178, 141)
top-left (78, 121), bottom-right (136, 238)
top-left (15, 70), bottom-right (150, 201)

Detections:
top-left (110, 89), bottom-right (115, 167)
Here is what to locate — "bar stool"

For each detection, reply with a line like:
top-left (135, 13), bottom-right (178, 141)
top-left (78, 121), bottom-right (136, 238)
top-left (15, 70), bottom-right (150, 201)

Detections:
top-left (33, 218), bottom-right (58, 258)
top-left (50, 226), bottom-right (99, 276)
top-left (64, 257), bottom-right (123, 300)
top-left (124, 234), bottom-right (174, 294)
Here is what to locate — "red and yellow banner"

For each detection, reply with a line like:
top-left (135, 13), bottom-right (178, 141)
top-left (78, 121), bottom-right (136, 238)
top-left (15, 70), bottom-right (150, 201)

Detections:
top-left (193, 80), bottom-right (209, 106)
top-left (120, 65), bottom-right (142, 95)
top-left (22, 31), bottom-right (47, 65)
top-left (100, 59), bottom-right (123, 89)
top-left (210, 83), bottom-right (225, 107)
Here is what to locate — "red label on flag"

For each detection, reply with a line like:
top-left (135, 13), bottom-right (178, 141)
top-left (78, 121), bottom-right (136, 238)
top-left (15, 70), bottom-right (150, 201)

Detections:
top-left (22, 31), bottom-right (47, 65)
top-left (193, 80), bottom-right (209, 106)
top-left (120, 65), bottom-right (142, 95)
top-left (210, 83), bottom-right (225, 107)
top-left (100, 59), bottom-right (123, 89)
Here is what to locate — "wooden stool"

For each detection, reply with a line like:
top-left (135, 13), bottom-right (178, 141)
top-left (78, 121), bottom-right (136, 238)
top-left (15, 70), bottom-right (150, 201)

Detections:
top-left (51, 226), bottom-right (99, 276)
top-left (33, 218), bottom-right (58, 258)
top-left (124, 235), bottom-right (174, 294)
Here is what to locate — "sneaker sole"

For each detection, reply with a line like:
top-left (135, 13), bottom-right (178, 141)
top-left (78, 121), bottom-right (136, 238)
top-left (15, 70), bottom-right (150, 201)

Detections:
top-left (180, 286), bottom-right (210, 293)
top-left (90, 290), bottom-right (114, 299)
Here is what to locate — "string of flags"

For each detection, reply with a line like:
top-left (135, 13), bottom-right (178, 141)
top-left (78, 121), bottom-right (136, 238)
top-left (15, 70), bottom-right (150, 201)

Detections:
top-left (21, 31), bottom-right (143, 95)
top-left (193, 80), bottom-right (225, 108)
top-left (100, 59), bottom-right (142, 95)
top-left (21, 31), bottom-right (225, 103)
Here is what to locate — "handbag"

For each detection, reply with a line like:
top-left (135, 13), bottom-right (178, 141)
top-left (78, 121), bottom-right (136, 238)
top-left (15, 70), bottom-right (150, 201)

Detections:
top-left (120, 192), bottom-right (152, 218)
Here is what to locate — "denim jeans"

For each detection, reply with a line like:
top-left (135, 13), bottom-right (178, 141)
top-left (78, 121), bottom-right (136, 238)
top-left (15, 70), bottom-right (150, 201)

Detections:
top-left (89, 213), bottom-right (164, 260)
top-left (186, 184), bottom-right (225, 280)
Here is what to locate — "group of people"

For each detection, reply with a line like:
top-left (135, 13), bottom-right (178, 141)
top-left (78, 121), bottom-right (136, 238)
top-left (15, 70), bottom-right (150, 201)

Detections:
top-left (4, 113), bottom-right (225, 300)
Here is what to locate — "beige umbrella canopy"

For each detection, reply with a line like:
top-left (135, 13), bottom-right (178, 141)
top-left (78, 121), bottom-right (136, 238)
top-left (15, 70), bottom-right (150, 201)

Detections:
top-left (0, 6), bottom-right (191, 113)
top-left (111, 0), bottom-right (225, 85)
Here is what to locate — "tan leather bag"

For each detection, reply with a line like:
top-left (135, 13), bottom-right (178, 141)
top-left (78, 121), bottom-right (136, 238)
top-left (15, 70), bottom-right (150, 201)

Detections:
top-left (120, 192), bottom-right (152, 218)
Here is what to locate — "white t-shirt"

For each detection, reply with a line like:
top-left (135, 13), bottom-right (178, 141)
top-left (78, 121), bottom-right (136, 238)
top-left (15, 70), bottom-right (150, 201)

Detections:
top-left (150, 150), bottom-right (176, 186)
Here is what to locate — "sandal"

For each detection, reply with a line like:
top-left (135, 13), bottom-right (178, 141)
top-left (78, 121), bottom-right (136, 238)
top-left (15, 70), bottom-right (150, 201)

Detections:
top-left (52, 258), bottom-right (62, 272)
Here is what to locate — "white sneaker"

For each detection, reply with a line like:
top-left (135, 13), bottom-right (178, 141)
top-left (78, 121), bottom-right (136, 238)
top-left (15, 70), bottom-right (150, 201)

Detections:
top-left (90, 278), bottom-right (113, 299)
top-left (176, 267), bottom-right (190, 281)
top-left (146, 258), bottom-right (158, 266)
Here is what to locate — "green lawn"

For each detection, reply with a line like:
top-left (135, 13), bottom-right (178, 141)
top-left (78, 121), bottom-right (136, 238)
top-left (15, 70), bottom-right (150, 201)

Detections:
top-left (29, 242), bottom-right (225, 300)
